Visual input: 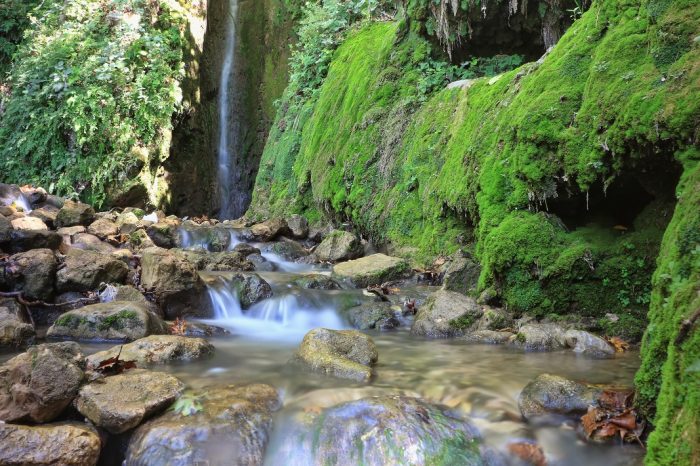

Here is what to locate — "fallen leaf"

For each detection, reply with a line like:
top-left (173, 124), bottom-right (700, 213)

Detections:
top-left (92, 346), bottom-right (137, 376)
top-left (607, 336), bottom-right (630, 352)
top-left (507, 442), bottom-right (547, 466)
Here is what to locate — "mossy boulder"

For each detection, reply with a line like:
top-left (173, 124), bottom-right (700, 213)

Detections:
top-left (314, 230), bottom-right (363, 262)
top-left (476, 307), bottom-right (514, 332)
top-left (411, 290), bottom-right (483, 338)
top-left (86, 335), bottom-right (214, 367)
top-left (461, 330), bottom-right (515, 345)
top-left (125, 384), bottom-right (281, 466)
top-left (146, 222), bottom-right (178, 248)
top-left (0, 422), bottom-right (101, 466)
top-left (55, 200), bottom-right (95, 228)
top-left (332, 253), bottom-right (410, 287)
top-left (291, 273), bottom-right (342, 290)
top-left (344, 302), bottom-right (400, 330)
top-left (75, 369), bottom-right (184, 434)
top-left (509, 323), bottom-right (567, 352)
top-left (266, 396), bottom-right (488, 466)
top-left (294, 328), bottom-right (378, 382)
top-left (0, 342), bottom-right (85, 423)
top-left (518, 373), bottom-right (603, 421)
top-left (47, 301), bottom-right (167, 342)
top-left (441, 252), bottom-right (481, 296)
top-left (56, 248), bottom-right (128, 293)
top-left (260, 238), bottom-right (309, 261)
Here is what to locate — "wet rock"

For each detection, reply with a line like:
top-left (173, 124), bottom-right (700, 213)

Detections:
top-left (461, 330), bottom-right (515, 344)
top-left (332, 253), bottom-right (410, 287)
top-left (0, 342), bottom-right (84, 423)
top-left (247, 253), bottom-right (275, 271)
top-left (0, 304), bottom-right (35, 348)
top-left (140, 247), bottom-right (207, 318)
top-left (344, 302), bottom-right (400, 330)
top-left (44, 194), bottom-right (65, 209)
top-left (248, 218), bottom-right (290, 242)
top-left (57, 248), bottom-right (128, 292)
top-left (75, 369), bottom-right (184, 434)
top-left (179, 249), bottom-right (253, 272)
top-left (294, 328), bottom-right (378, 382)
top-left (29, 206), bottom-right (59, 229)
top-left (476, 307), bottom-right (514, 331)
top-left (47, 301), bottom-right (167, 342)
top-left (5, 229), bottom-right (62, 253)
top-left (0, 422), bottom-right (101, 466)
top-left (232, 243), bottom-right (260, 257)
top-left (286, 214), bottom-right (309, 239)
top-left (178, 321), bottom-right (231, 337)
top-left (261, 238), bottom-right (309, 261)
top-left (518, 373), bottom-right (602, 420)
top-left (225, 272), bottom-right (273, 308)
top-left (411, 290), bottom-right (483, 338)
top-left (11, 216), bottom-right (48, 231)
top-left (314, 230), bottom-right (363, 262)
top-left (441, 252), bottom-right (481, 295)
top-left (3, 248), bottom-right (57, 300)
top-left (87, 218), bottom-right (119, 239)
top-left (291, 273), bottom-right (342, 290)
top-left (87, 335), bottom-right (214, 367)
top-left (71, 232), bottom-right (116, 253)
top-left (267, 396), bottom-right (487, 466)
top-left (510, 323), bottom-right (567, 351)
top-left (125, 383), bottom-right (281, 466)
top-left (55, 200), bottom-right (96, 228)
top-left (116, 211), bottom-right (140, 235)
top-left (564, 330), bottom-right (615, 358)
top-left (146, 222), bottom-right (177, 248)
top-left (128, 229), bottom-right (156, 251)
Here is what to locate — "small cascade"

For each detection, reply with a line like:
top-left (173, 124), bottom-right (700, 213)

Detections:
top-left (178, 226), bottom-right (239, 251)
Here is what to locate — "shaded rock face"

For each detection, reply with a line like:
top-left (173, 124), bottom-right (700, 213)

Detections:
top-left (47, 301), bottom-right (167, 342)
top-left (440, 252), bottom-right (481, 295)
top-left (146, 222), bottom-right (177, 248)
top-left (411, 290), bottom-right (483, 338)
top-left (125, 384), bottom-right (281, 466)
top-left (5, 230), bottom-right (62, 253)
top-left (140, 247), bottom-right (208, 318)
top-left (344, 302), bottom-right (400, 330)
top-left (267, 396), bottom-right (487, 466)
top-left (0, 303), bottom-right (35, 348)
top-left (564, 329), bottom-right (615, 358)
top-left (314, 230), bottom-right (363, 262)
top-left (2, 248), bottom-right (57, 300)
top-left (295, 328), bottom-right (378, 382)
top-left (286, 214), bottom-right (309, 239)
top-left (0, 342), bottom-right (85, 423)
top-left (56, 248), bottom-right (128, 293)
top-left (332, 253), bottom-right (410, 287)
top-left (229, 272), bottom-right (272, 308)
top-left (178, 249), bottom-right (253, 272)
top-left (55, 200), bottom-right (96, 228)
top-left (86, 335), bottom-right (214, 367)
top-left (0, 422), bottom-right (101, 466)
top-left (0, 214), bottom-right (11, 243)
top-left (75, 369), bottom-right (184, 434)
top-left (509, 323), bottom-right (567, 351)
top-left (518, 373), bottom-right (602, 420)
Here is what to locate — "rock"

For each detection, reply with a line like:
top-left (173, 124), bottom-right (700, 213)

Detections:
top-left (6, 229), bottom-right (62, 253)
top-left (116, 211), bottom-right (140, 235)
top-left (308, 224), bottom-right (334, 242)
top-left (125, 384), bottom-right (281, 466)
top-left (55, 200), bottom-right (95, 228)
top-left (248, 218), bottom-right (289, 241)
top-left (0, 422), bottom-right (101, 466)
top-left (129, 229), bottom-right (156, 251)
top-left (267, 396), bottom-right (487, 466)
top-left (0, 206), bottom-right (14, 216)
top-left (476, 307), bottom-right (514, 331)
top-left (75, 369), bottom-right (184, 434)
top-left (87, 218), bottom-right (118, 239)
top-left (0, 214), bottom-right (12, 243)
top-left (227, 273), bottom-right (273, 308)
top-left (0, 342), bottom-right (84, 423)
top-left (518, 373), bottom-right (602, 420)
top-left (179, 249), bottom-right (253, 272)
top-left (294, 328), bottom-right (378, 382)
top-left (140, 247), bottom-right (207, 318)
top-left (47, 301), bottom-right (167, 342)
top-left (261, 238), bottom-right (309, 260)
top-left (0, 305), bottom-right (35, 348)
top-left (3, 248), bottom-right (57, 300)
top-left (332, 253), bottom-right (409, 287)
top-left (564, 330), bottom-right (616, 358)
top-left (29, 207), bottom-right (59, 229)
top-left (146, 222), bottom-right (177, 248)
top-left (57, 225), bottom-right (87, 249)
top-left (291, 273), bottom-right (342, 290)
top-left (178, 321), bottom-right (231, 337)
top-left (286, 214), bottom-right (309, 239)
top-left (87, 335), bottom-right (214, 367)
top-left (344, 302), bottom-right (400, 330)
top-left (57, 248), bottom-right (128, 292)
top-left (71, 232), bottom-right (116, 253)
top-left (232, 243), bottom-right (260, 257)
top-left (510, 323), bottom-right (567, 351)
top-left (441, 252), bottom-right (481, 295)
top-left (314, 230), bottom-right (363, 262)
top-left (45, 194), bottom-right (65, 209)
top-left (461, 330), bottom-right (515, 344)
top-left (247, 253), bottom-right (275, 271)
top-left (411, 290), bottom-right (483, 338)
top-left (11, 216), bottom-right (48, 231)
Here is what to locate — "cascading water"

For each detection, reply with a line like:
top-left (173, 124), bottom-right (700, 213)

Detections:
top-left (217, 0), bottom-right (239, 219)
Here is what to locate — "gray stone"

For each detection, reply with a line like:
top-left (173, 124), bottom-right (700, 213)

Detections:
top-left (518, 373), bottom-right (602, 420)
top-left (248, 218), bottom-right (290, 241)
top-left (146, 222), bottom-right (177, 248)
top-left (344, 302), bottom-right (400, 330)
top-left (5, 230), bottom-right (62, 253)
top-left (510, 323), bottom-right (567, 351)
top-left (411, 290), bottom-right (483, 338)
top-left (291, 274), bottom-right (342, 290)
top-left (3, 248), bottom-right (57, 300)
top-left (71, 232), bottom-right (116, 253)
top-left (441, 252), bottom-right (481, 295)
top-left (55, 200), bottom-right (95, 228)
top-left (261, 238), bottom-right (309, 261)
top-left (332, 253), bottom-right (410, 287)
top-left (286, 214), bottom-right (309, 239)
top-left (29, 206), bottom-right (59, 229)
top-left (564, 329), bottom-right (616, 358)
top-left (314, 230), bottom-right (363, 262)
top-left (476, 307), bottom-right (514, 331)
top-left (11, 216), bottom-right (48, 231)
top-left (87, 218), bottom-right (119, 239)
top-left (87, 335), bottom-right (214, 367)
top-left (461, 330), bottom-right (515, 344)
top-left (0, 422), bottom-right (101, 466)
top-left (57, 248), bottom-right (128, 292)
top-left (0, 305), bottom-right (35, 348)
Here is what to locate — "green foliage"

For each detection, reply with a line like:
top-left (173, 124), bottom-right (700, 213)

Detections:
top-left (171, 392), bottom-right (204, 416)
top-left (0, 0), bottom-right (191, 207)
top-left (449, 313), bottom-right (478, 330)
top-left (0, 0), bottom-right (40, 76)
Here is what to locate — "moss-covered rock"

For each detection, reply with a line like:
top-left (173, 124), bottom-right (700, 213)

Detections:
top-left (411, 290), bottom-right (483, 338)
top-left (332, 253), bottom-right (410, 287)
top-left (313, 230), bottom-right (364, 262)
top-left (86, 335), bottom-right (214, 367)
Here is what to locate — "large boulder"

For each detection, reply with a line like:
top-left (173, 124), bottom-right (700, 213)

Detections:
top-left (0, 303), bottom-right (35, 348)
top-left (75, 369), bottom-right (184, 434)
top-left (260, 238), bottom-right (309, 261)
top-left (248, 218), bottom-right (290, 242)
top-left (564, 329), bottom-right (616, 358)
top-left (286, 214), bottom-right (309, 239)
top-left (69, 232), bottom-right (116, 254)
top-left (332, 253), bottom-right (410, 287)
top-left (294, 328), bottom-right (378, 382)
top-left (476, 307), bottom-right (514, 331)
top-left (2, 248), bottom-right (57, 300)
top-left (56, 248), bottom-right (128, 292)
top-left (86, 335), bottom-right (214, 367)
top-left (11, 216), bottom-right (48, 231)
top-left (140, 247), bottom-right (207, 318)
top-left (87, 218), bottom-right (119, 239)
top-left (125, 384), bottom-right (281, 466)
top-left (344, 302), bottom-right (400, 330)
top-left (518, 373), bottom-right (603, 420)
top-left (291, 274), bottom-right (342, 290)
top-left (509, 323), bottom-right (567, 351)
top-left (55, 200), bottom-right (95, 228)
top-left (47, 301), bottom-right (167, 342)
top-left (5, 230), bottom-right (62, 253)
top-left (267, 396), bottom-right (488, 466)
top-left (314, 230), bottom-right (363, 262)
top-left (411, 290), bottom-right (483, 338)
top-left (0, 342), bottom-right (85, 423)
top-left (0, 422), bottom-right (101, 466)
top-left (227, 273), bottom-right (272, 308)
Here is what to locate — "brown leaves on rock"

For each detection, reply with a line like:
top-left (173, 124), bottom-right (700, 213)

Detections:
top-left (106, 234), bottom-right (130, 246)
top-left (581, 389), bottom-right (645, 447)
top-left (366, 283), bottom-right (399, 301)
top-left (507, 442), bottom-right (546, 466)
top-left (90, 346), bottom-right (136, 377)
top-left (170, 317), bottom-right (188, 336)
top-left (607, 336), bottom-right (630, 352)
top-left (413, 256), bottom-right (446, 285)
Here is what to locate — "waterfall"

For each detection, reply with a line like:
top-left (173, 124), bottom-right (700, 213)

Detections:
top-left (217, 0), bottom-right (239, 219)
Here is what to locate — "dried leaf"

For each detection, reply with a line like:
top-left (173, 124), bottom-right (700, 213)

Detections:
top-left (581, 406), bottom-right (600, 438)
top-left (92, 346), bottom-right (137, 376)
top-left (599, 389), bottom-right (633, 410)
top-left (170, 317), bottom-right (188, 336)
top-left (507, 442), bottom-right (547, 466)
top-left (607, 336), bottom-right (630, 352)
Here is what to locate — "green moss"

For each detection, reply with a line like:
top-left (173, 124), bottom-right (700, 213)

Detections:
top-left (97, 310), bottom-right (139, 331)
top-left (449, 314), bottom-right (479, 331)
top-left (55, 314), bottom-right (86, 329)
top-left (426, 433), bottom-right (482, 466)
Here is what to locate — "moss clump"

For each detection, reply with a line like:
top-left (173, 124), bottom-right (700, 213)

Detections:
top-left (449, 314), bottom-right (479, 331)
top-left (426, 433), bottom-right (482, 466)
top-left (54, 314), bottom-right (86, 329)
top-left (97, 310), bottom-right (139, 331)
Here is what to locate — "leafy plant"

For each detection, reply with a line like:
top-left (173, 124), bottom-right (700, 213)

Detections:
top-left (171, 393), bottom-right (204, 416)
